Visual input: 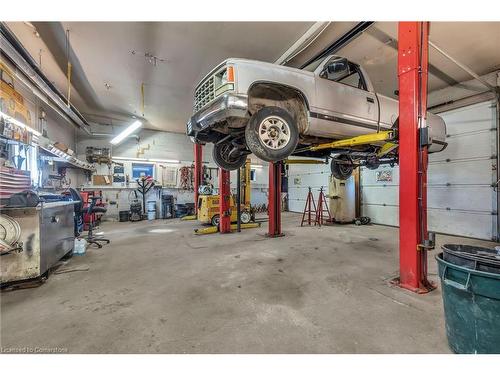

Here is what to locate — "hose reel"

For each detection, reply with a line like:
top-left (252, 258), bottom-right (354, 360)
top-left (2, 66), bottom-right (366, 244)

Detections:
top-left (0, 214), bottom-right (23, 255)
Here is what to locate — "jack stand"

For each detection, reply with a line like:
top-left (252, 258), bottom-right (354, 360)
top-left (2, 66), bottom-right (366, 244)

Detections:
top-left (301, 187), bottom-right (317, 226)
top-left (314, 186), bottom-right (332, 227)
top-left (268, 161), bottom-right (284, 237)
top-left (219, 168), bottom-right (231, 234)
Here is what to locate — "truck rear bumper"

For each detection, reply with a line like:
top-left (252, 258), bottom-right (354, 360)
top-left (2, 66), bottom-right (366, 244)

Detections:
top-left (186, 93), bottom-right (248, 141)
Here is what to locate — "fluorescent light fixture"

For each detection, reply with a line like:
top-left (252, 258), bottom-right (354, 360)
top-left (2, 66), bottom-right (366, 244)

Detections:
top-left (148, 158), bottom-right (180, 164)
top-left (0, 110), bottom-right (42, 137)
top-left (110, 120), bottom-right (142, 145)
top-left (251, 164), bottom-right (264, 169)
top-left (112, 157), bottom-right (146, 162)
top-left (111, 156), bottom-right (180, 164)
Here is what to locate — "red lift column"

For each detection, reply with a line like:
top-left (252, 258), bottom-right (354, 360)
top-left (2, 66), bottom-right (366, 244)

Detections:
top-left (219, 168), bottom-right (231, 233)
top-left (268, 162), bottom-right (283, 237)
top-left (194, 143), bottom-right (202, 213)
top-left (396, 21), bottom-right (435, 293)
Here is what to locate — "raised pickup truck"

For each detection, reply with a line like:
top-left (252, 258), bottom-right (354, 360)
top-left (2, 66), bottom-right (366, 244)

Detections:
top-left (187, 55), bottom-right (447, 177)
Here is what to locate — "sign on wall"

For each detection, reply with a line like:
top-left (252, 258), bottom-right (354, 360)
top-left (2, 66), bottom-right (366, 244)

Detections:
top-left (132, 163), bottom-right (154, 179)
top-left (376, 170), bottom-right (392, 182)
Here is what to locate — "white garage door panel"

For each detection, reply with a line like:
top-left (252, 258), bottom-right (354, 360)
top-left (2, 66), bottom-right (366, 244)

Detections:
top-left (288, 187), bottom-right (310, 212)
top-left (428, 186), bottom-right (493, 212)
top-left (288, 163), bottom-right (331, 213)
top-left (432, 131), bottom-right (494, 162)
top-left (360, 100), bottom-right (497, 240)
top-left (363, 183), bottom-right (493, 211)
top-left (428, 209), bottom-right (493, 239)
top-left (441, 102), bottom-right (494, 132)
top-left (362, 186), bottom-right (398, 206)
top-left (363, 204), bottom-right (399, 227)
top-left (428, 159), bottom-right (493, 185)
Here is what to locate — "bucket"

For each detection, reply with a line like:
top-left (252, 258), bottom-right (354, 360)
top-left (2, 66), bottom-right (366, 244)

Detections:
top-left (147, 209), bottom-right (156, 221)
top-left (147, 201), bottom-right (156, 211)
top-left (175, 204), bottom-right (188, 217)
top-left (436, 251), bottom-right (500, 353)
top-left (442, 244), bottom-right (500, 274)
top-left (119, 210), bottom-right (130, 222)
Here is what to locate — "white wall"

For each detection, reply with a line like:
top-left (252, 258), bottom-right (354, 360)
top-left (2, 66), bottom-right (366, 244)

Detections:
top-left (76, 129), bottom-right (270, 219)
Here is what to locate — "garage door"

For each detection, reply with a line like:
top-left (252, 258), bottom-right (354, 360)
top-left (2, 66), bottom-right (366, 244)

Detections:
top-left (288, 163), bottom-right (332, 213)
top-left (361, 101), bottom-right (498, 240)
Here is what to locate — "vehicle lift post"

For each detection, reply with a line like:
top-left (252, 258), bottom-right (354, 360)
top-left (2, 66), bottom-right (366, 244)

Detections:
top-left (395, 21), bottom-right (435, 293)
top-left (218, 168), bottom-right (231, 234)
top-left (268, 161), bottom-right (283, 237)
top-left (194, 143), bottom-right (203, 213)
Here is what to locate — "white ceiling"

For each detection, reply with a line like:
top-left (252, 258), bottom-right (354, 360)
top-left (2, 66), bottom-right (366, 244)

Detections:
top-left (288, 22), bottom-right (500, 100)
top-left (6, 21), bottom-right (500, 134)
top-left (6, 22), bottom-right (313, 133)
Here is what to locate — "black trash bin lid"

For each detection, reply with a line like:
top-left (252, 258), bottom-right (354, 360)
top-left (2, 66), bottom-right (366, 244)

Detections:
top-left (443, 244), bottom-right (500, 274)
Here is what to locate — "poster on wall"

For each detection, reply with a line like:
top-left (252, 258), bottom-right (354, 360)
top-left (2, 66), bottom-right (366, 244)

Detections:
top-left (376, 170), bottom-right (392, 182)
top-left (132, 163), bottom-right (154, 179)
top-left (113, 165), bottom-right (124, 174)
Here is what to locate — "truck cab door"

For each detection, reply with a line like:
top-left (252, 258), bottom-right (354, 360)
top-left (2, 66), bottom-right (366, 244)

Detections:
top-left (311, 57), bottom-right (378, 137)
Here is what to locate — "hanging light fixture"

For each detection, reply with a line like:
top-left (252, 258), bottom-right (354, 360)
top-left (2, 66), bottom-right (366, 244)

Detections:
top-left (110, 120), bottom-right (142, 145)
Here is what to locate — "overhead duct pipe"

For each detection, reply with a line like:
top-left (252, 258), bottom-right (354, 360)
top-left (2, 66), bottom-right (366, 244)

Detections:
top-left (299, 22), bottom-right (374, 69)
top-left (275, 22), bottom-right (331, 66)
top-left (0, 23), bottom-right (92, 135)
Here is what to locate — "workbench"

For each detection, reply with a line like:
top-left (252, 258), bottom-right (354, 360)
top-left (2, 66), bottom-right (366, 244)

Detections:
top-left (0, 201), bottom-right (75, 284)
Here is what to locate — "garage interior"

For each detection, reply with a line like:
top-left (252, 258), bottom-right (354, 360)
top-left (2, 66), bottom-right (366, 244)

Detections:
top-left (1, 20), bottom-right (500, 354)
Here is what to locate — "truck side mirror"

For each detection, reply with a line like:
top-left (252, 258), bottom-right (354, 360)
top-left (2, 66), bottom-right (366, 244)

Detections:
top-left (323, 58), bottom-right (349, 81)
top-left (327, 59), bottom-right (349, 74)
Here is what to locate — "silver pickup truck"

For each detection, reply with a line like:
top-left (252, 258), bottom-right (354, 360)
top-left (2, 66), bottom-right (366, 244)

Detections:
top-left (187, 55), bottom-right (447, 177)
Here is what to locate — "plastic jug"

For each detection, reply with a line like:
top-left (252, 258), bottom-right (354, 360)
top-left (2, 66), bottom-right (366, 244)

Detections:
top-left (74, 238), bottom-right (87, 255)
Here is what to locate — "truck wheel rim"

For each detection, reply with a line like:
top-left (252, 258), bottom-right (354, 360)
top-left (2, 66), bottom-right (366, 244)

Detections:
top-left (258, 116), bottom-right (290, 150)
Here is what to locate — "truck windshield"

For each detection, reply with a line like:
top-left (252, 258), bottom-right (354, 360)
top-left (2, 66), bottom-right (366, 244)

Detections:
top-left (301, 58), bottom-right (324, 72)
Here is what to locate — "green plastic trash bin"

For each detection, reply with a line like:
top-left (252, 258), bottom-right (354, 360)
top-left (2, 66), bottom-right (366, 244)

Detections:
top-left (436, 252), bottom-right (500, 353)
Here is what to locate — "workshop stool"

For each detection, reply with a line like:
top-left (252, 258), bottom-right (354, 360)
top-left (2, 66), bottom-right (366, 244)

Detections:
top-left (85, 196), bottom-right (110, 248)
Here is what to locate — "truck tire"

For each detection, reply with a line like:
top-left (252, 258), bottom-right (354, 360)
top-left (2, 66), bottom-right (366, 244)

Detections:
top-left (330, 154), bottom-right (354, 180)
top-left (213, 141), bottom-right (247, 171)
top-left (245, 106), bottom-right (299, 162)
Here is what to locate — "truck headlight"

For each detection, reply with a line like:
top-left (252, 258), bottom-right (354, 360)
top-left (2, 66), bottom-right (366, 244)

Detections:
top-left (215, 66), bottom-right (235, 96)
top-left (221, 70), bottom-right (228, 85)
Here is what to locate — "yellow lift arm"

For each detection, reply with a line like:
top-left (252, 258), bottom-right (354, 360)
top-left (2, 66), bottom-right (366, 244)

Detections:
top-left (308, 130), bottom-right (397, 158)
top-left (284, 159), bottom-right (328, 165)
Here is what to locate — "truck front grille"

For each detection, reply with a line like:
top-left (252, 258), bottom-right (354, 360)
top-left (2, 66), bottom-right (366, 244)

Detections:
top-left (194, 75), bottom-right (215, 113)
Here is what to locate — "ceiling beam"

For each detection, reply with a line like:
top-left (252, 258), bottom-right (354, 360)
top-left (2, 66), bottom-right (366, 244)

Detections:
top-left (299, 22), bottom-right (374, 69)
top-left (429, 40), bottom-right (498, 93)
top-left (275, 22), bottom-right (331, 65)
top-left (365, 26), bottom-right (461, 87)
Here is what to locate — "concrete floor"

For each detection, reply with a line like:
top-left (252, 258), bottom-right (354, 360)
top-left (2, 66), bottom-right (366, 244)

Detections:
top-left (1, 212), bottom-right (495, 353)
